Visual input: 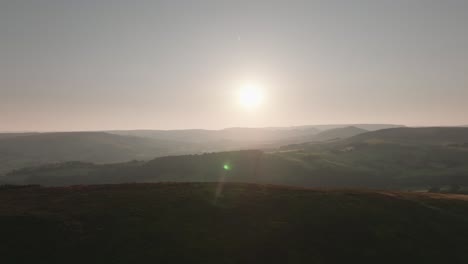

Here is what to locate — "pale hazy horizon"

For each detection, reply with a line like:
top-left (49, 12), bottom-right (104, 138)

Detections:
top-left (2, 0), bottom-right (468, 131)
top-left (2, 123), bottom-right (468, 134)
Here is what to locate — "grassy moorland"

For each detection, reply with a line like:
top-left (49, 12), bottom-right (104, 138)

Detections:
top-left (1, 183), bottom-right (468, 263)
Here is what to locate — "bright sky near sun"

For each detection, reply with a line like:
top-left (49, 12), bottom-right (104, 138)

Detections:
top-left (238, 82), bottom-right (264, 110)
top-left (1, 0), bottom-right (468, 131)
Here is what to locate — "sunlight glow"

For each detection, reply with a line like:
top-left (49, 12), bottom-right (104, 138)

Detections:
top-left (238, 82), bottom-right (264, 109)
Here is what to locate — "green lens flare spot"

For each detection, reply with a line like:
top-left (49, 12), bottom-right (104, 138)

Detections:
top-left (223, 164), bottom-right (231, 171)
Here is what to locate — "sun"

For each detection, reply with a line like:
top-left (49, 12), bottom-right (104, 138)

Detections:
top-left (238, 82), bottom-right (264, 109)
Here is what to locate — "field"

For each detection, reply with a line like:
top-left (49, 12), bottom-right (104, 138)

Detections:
top-left (2, 183), bottom-right (468, 263)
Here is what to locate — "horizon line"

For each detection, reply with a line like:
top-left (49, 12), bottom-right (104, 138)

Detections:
top-left (1, 123), bottom-right (468, 133)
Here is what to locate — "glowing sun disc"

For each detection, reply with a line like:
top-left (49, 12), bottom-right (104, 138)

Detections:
top-left (238, 83), bottom-right (264, 109)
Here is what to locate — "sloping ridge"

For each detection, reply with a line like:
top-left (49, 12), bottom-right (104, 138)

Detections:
top-left (312, 126), bottom-right (368, 141)
top-left (0, 131), bottom-right (170, 159)
top-left (0, 132), bottom-right (180, 174)
top-left (346, 127), bottom-right (468, 145)
top-left (111, 126), bottom-right (321, 143)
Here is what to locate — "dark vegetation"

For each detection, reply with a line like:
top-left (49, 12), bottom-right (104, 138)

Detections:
top-left (1, 183), bottom-right (468, 264)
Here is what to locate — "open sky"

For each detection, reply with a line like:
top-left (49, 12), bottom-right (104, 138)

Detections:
top-left (1, 0), bottom-right (468, 131)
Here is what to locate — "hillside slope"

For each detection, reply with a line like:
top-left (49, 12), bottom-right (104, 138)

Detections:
top-left (311, 126), bottom-right (368, 141)
top-left (0, 133), bottom-right (38, 139)
top-left (4, 127), bottom-right (468, 190)
top-left (277, 126), bottom-right (368, 144)
top-left (0, 125), bottom-right (402, 174)
top-left (346, 127), bottom-right (468, 145)
top-left (110, 127), bottom-right (321, 144)
top-left (2, 150), bottom-right (313, 186)
top-left (4, 145), bottom-right (468, 191)
top-left (277, 127), bottom-right (468, 190)
top-left (1, 183), bottom-right (468, 264)
top-left (109, 124), bottom-right (401, 143)
top-left (0, 127), bottom-right (320, 174)
top-left (0, 132), bottom-right (184, 174)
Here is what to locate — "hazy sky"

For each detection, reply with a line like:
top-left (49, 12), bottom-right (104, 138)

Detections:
top-left (1, 0), bottom-right (468, 131)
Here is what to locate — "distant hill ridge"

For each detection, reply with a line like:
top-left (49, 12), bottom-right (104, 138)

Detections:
top-left (311, 126), bottom-right (368, 141)
top-left (0, 124), bottom-right (401, 174)
top-left (108, 124), bottom-right (402, 142)
top-left (0, 132), bottom-right (184, 174)
top-left (347, 127), bottom-right (468, 145)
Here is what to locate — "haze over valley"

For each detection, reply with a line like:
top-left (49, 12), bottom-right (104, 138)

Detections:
top-left (2, 1), bottom-right (468, 263)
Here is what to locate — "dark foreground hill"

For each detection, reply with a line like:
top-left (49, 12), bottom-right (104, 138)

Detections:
top-left (1, 183), bottom-right (468, 264)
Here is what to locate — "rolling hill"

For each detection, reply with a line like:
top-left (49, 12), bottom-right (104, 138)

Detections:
top-left (296, 124), bottom-right (403, 131)
top-left (1, 183), bottom-right (468, 263)
top-left (4, 127), bottom-right (468, 191)
top-left (1, 150), bottom-right (311, 186)
top-left (0, 128), bottom-right (321, 175)
top-left (278, 127), bottom-right (468, 190)
top-left (0, 128), bottom-right (468, 192)
top-left (109, 127), bottom-right (322, 144)
top-left (0, 125), bottom-right (398, 175)
top-left (0, 132), bottom-right (189, 174)
top-left (309, 126), bottom-right (368, 142)
top-left (108, 124), bottom-right (400, 143)
top-left (0, 132), bottom-right (38, 139)
top-left (265, 126), bottom-right (368, 144)
top-left (346, 127), bottom-right (468, 145)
